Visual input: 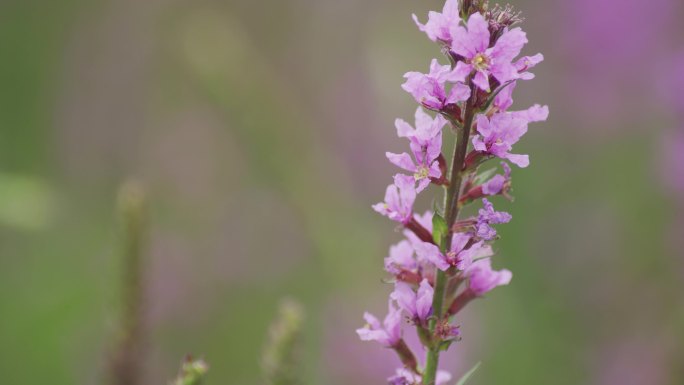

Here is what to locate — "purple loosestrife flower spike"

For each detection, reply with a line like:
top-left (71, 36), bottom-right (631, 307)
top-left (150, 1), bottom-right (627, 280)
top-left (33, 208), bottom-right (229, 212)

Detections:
top-left (388, 108), bottom-right (446, 192)
top-left (356, 299), bottom-right (402, 348)
top-left (450, 13), bottom-right (530, 91)
top-left (472, 112), bottom-right (530, 167)
top-left (361, 2), bottom-right (547, 383)
top-left (402, 59), bottom-right (471, 111)
top-left (475, 198), bottom-right (512, 241)
top-left (373, 174), bottom-right (417, 224)
top-left (466, 258), bottom-right (512, 296)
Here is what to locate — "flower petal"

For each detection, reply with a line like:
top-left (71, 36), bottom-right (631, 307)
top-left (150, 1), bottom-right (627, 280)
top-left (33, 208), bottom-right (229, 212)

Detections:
top-left (472, 70), bottom-right (490, 91)
top-left (414, 241), bottom-right (450, 271)
top-left (505, 153), bottom-right (530, 168)
top-left (386, 152), bottom-right (418, 172)
top-left (492, 27), bottom-right (528, 62)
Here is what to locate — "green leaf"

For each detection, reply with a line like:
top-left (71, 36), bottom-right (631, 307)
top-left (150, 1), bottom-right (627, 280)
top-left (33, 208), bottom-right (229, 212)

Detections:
top-left (455, 362), bottom-right (481, 385)
top-left (473, 167), bottom-right (498, 185)
top-left (431, 213), bottom-right (448, 245)
top-left (432, 198), bottom-right (445, 218)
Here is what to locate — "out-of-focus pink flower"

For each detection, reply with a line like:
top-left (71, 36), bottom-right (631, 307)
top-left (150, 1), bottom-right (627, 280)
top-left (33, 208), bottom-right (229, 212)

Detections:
top-left (391, 279), bottom-right (434, 323)
top-left (384, 240), bottom-right (418, 276)
top-left (356, 299), bottom-right (402, 347)
top-left (388, 368), bottom-right (452, 385)
top-left (466, 258), bottom-right (512, 295)
top-left (557, 0), bottom-right (676, 128)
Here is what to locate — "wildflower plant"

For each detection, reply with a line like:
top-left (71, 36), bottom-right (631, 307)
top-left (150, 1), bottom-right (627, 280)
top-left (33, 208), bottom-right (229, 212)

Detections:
top-left (357, 1), bottom-right (548, 384)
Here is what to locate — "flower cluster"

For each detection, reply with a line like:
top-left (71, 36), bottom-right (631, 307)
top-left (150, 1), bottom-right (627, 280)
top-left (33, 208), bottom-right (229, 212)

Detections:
top-left (357, 1), bottom-right (548, 384)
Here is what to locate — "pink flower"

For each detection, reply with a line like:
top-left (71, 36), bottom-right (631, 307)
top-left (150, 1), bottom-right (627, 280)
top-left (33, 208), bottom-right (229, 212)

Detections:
top-left (411, 0), bottom-right (460, 44)
top-left (388, 108), bottom-right (445, 192)
top-left (466, 258), bottom-right (512, 296)
top-left (514, 54), bottom-right (544, 80)
top-left (475, 198), bottom-right (512, 241)
top-left (356, 299), bottom-right (403, 347)
top-left (414, 233), bottom-right (493, 272)
top-left (481, 162), bottom-right (512, 196)
top-left (388, 368), bottom-right (452, 385)
top-left (388, 368), bottom-right (421, 385)
top-left (373, 174), bottom-right (417, 224)
top-left (391, 279), bottom-right (434, 323)
top-left (402, 59), bottom-right (471, 111)
top-left (402, 210), bottom-right (435, 260)
top-left (471, 112), bottom-right (530, 168)
top-left (493, 82), bottom-right (549, 124)
top-left (450, 13), bottom-right (535, 91)
top-left (384, 240), bottom-right (418, 276)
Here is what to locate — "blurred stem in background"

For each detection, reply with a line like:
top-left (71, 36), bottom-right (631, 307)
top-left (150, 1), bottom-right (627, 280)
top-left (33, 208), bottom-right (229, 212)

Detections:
top-left (169, 356), bottom-right (209, 385)
top-left (262, 299), bottom-right (305, 385)
top-left (106, 180), bottom-right (148, 385)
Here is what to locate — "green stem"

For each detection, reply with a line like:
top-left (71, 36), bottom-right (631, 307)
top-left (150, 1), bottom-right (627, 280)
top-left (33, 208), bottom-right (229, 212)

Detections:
top-left (422, 96), bottom-right (475, 385)
top-left (109, 181), bottom-right (147, 385)
top-left (422, 269), bottom-right (447, 383)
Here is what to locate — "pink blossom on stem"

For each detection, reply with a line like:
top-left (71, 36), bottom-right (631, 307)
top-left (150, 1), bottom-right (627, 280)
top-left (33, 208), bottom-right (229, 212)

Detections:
top-left (449, 13), bottom-right (533, 91)
top-left (384, 240), bottom-right (418, 276)
top-left (481, 162), bottom-right (512, 196)
top-left (403, 211), bottom-right (433, 248)
top-left (471, 112), bottom-right (530, 167)
top-left (391, 279), bottom-right (434, 323)
top-left (475, 198), bottom-right (512, 241)
top-left (402, 59), bottom-right (471, 111)
top-left (356, 299), bottom-right (402, 348)
top-left (388, 108), bottom-right (446, 191)
top-left (492, 81), bottom-right (549, 125)
top-left (466, 258), bottom-right (512, 296)
top-left (411, 0), bottom-right (460, 44)
top-left (514, 53), bottom-right (544, 80)
top-left (373, 174), bottom-right (417, 224)
top-left (414, 233), bottom-right (493, 272)
top-left (388, 368), bottom-right (452, 385)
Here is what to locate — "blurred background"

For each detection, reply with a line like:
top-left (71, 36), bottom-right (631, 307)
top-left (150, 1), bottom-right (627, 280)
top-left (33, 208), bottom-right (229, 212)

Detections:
top-left (1, 0), bottom-right (683, 384)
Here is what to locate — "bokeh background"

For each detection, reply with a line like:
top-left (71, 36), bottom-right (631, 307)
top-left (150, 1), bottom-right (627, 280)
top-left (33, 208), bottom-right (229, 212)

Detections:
top-left (1, 0), bottom-right (683, 384)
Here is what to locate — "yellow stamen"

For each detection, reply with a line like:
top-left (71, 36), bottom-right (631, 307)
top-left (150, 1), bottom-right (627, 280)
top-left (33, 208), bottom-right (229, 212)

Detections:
top-left (414, 167), bottom-right (430, 180)
top-left (472, 53), bottom-right (490, 71)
